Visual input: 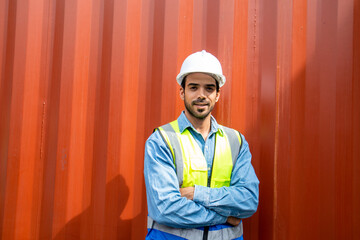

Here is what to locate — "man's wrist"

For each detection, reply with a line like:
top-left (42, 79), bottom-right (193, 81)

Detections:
top-left (193, 185), bottom-right (210, 206)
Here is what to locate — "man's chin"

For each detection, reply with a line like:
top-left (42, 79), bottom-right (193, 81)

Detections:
top-left (185, 103), bottom-right (213, 120)
top-left (192, 110), bottom-right (211, 119)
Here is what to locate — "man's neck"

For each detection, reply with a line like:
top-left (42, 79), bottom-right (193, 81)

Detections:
top-left (184, 111), bottom-right (212, 140)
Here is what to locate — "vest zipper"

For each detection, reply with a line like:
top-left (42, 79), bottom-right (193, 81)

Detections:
top-left (203, 137), bottom-right (217, 240)
top-left (202, 226), bottom-right (209, 240)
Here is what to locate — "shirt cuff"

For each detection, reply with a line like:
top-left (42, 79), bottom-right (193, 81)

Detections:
top-left (193, 185), bottom-right (210, 207)
top-left (211, 212), bottom-right (228, 225)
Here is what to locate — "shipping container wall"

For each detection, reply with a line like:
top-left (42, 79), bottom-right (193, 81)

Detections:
top-left (0, 0), bottom-right (359, 239)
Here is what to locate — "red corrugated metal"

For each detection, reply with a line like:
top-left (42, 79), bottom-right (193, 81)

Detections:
top-left (0, 0), bottom-right (359, 239)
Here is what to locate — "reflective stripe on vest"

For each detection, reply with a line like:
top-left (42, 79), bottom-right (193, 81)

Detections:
top-left (148, 120), bottom-right (243, 240)
top-left (147, 216), bottom-right (204, 239)
top-left (147, 216), bottom-right (243, 240)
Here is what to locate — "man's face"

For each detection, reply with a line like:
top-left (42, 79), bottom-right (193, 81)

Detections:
top-left (180, 73), bottom-right (220, 120)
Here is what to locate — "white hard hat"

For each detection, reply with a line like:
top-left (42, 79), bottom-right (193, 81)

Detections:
top-left (176, 50), bottom-right (226, 87)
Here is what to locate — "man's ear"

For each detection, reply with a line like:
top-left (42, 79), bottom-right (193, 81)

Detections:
top-left (215, 89), bottom-right (220, 102)
top-left (180, 87), bottom-right (185, 100)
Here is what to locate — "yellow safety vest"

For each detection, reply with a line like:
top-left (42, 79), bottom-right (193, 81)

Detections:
top-left (157, 120), bottom-right (242, 188)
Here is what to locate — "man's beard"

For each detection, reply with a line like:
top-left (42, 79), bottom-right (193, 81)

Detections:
top-left (184, 99), bottom-right (214, 119)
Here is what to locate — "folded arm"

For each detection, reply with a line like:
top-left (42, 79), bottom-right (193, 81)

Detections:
top-left (144, 132), bottom-right (227, 228)
top-left (192, 135), bottom-right (259, 218)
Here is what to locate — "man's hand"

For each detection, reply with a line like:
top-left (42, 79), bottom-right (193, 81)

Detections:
top-left (179, 187), bottom-right (195, 200)
top-left (226, 216), bottom-right (241, 226)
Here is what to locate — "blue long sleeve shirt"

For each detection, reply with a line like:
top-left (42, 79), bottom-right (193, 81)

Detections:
top-left (144, 112), bottom-right (259, 229)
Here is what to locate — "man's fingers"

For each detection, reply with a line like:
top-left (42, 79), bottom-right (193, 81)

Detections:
top-left (226, 216), bottom-right (241, 226)
top-left (179, 187), bottom-right (195, 200)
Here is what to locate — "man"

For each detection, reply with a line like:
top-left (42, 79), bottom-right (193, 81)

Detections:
top-left (144, 50), bottom-right (259, 240)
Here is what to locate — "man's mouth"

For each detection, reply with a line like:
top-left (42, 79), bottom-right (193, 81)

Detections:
top-left (194, 104), bottom-right (208, 110)
top-left (192, 101), bottom-right (209, 107)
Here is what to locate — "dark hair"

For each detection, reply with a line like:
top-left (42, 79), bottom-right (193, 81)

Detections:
top-left (181, 75), bottom-right (220, 92)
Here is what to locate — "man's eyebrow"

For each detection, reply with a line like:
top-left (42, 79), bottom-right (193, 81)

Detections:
top-left (187, 83), bottom-right (199, 86)
top-left (187, 83), bottom-right (216, 87)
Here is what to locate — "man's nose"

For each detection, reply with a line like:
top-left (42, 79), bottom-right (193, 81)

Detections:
top-left (197, 87), bottom-right (206, 98)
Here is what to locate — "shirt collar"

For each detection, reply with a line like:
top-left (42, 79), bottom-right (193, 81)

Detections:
top-left (177, 111), bottom-right (224, 136)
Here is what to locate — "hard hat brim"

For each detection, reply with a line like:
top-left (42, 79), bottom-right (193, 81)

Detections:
top-left (176, 72), bottom-right (226, 87)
